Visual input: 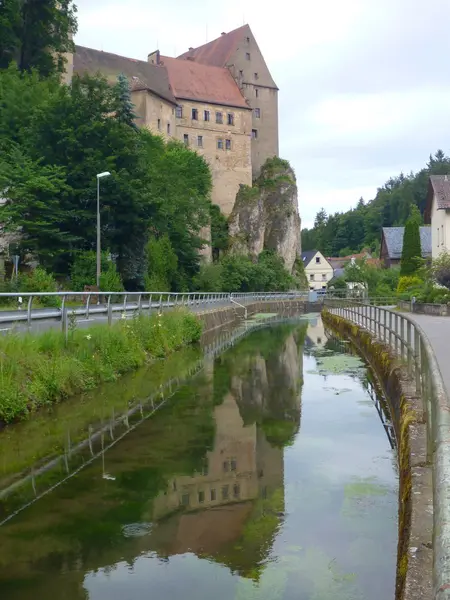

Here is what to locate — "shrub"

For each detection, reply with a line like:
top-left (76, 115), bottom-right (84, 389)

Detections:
top-left (400, 206), bottom-right (422, 276)
top-left (0, 308), bottom-right (202, 423)
top-left (100, 262), bottom-right (124, 292)
top-left (397, 275), bottom-right (423, 294)
top-left (431, 251), bottom-right (450, 289)
top-left (19, 267), bottom-right (59, 307)
top-left (70, 251), bottom-right (110, 291)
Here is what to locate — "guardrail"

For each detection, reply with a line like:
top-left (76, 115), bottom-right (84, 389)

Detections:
top-left (0, 291), bottom-right (309, 331)
top-left (324, 298), bottom-right (450, 600)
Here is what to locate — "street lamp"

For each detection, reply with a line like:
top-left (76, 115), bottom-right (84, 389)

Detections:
top-left (96, 172), bottom-right (111, 289)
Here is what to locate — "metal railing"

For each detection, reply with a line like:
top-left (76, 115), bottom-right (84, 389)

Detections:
top-left (0, 291), bottom-right (309, 331)
top-left (324, 298), bottom-right (450, 600)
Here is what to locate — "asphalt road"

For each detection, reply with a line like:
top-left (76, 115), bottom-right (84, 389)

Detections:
top-left (0, 298), bottom-right (244, 335)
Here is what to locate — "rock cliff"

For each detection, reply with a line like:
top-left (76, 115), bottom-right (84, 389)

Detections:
top-left (228, 158), bottom-right (301, 273)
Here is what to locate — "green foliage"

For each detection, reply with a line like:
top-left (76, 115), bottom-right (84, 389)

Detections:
top-left (18, 267), bottom-right (59, 307)
top-left (210, 203), bottom-right (229, 259)
top-left (397, 275), bottom-right (423, 294)
top-left (302, 150), bottom-right (450, 256)
top-left (0, 0), bottom-right (77, 76)
top-left (70, 251), bottom-right (109, 291)
top-left (100, 262), bottom-right (124, 292)
top-left (145, 235), bottom-right (178, 291)
top-left (0, 309), bottom-right (202, 423)
top-left (113, 73), bottom-right (138, 129)
top-left (0, 67), bottom-right (212, 290)
top-left (193, 263), bottom-right (224, 292)
top-left (400, 206), bottom-right (422, 276)
top-left (431, 251), bottom-right (450, 289)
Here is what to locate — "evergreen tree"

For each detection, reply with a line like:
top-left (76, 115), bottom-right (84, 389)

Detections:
top-left (114, 73), bottom-right (138, 129)
top-left (400, 205), bottom-right (422, 276)
top-left (0, 0), bottom-right (77, 76)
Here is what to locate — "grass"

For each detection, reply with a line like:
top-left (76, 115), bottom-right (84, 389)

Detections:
top-left (0, 308), bottom-right (203, 424)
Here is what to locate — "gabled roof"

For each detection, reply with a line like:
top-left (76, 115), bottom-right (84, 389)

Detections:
top-left (302, 250), bottom-right (332, 268)
top-left (425, 175), bottom-right (450, 223)
top-left (73, 45), bottom-right (177, 105)
top-left (160, 56), bottom-right (250, 109)
top-left (178, 25), bottom-right (250, 67)
top-left (381, 226), bottom-right (432, 260)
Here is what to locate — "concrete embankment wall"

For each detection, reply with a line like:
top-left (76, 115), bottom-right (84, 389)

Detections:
top-left (322, 310), bottom-right (432, 600)
top-left (198, 300), bottom-right (321, 334)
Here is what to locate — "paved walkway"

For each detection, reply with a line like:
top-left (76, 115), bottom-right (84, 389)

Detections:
top-left (401, 312), bottom-right (450, 398)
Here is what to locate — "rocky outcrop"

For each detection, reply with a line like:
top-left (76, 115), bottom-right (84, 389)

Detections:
top-left (228, 158), bottom-right (301, 273)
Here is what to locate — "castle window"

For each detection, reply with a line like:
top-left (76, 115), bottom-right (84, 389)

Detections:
top-left (217, 139), bottom-right (224, 150)
top-left (216, 111), bottom-right (223, 124)
top-left (198, 491), bottom-right (205, 503)
top-left (181, 493), bottom-right (190, 506)
top-left (157, 118), bottom-right (161, 130)
top-left (167, 123), bottom-right (171, 135)
top-left (183, 134), bottom-right (189, 145)
top-left (176, 106), bottom-right (183, 118)
top-left (233, 484), bottom-right (240, 498)
top-left (252, 129), bottom-right (258, 139)
top-left (225, 139), bottom-right (231, 150)
top-left (246, 52), bottom-right (250, 60)
top-left (230, 458), bottom-right (237, 471)
top-left (222, 485), bottom-right (229, 500)
top-left (254, 108), bottom-right (260, 118)
top-left (310, 274), bottom-right (315, 281)
top-left (192, 108), bottom-right (198, 120)
top-left (210, 489), bottom-right (216, 501)
top-left (240, 70), bottom-right (244, 78)
top-left (254, 72), bottom-right (259, 80)
top-left (197, 135), bottom-right (203, 147)
top-left (255, 88), bottom-right (259, 98)
top-left (227, 113), bottom-right (234, 126)
top-left (204, 110), bottom-right (210, 121)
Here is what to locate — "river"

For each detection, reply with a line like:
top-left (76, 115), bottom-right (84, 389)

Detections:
top-left (0, 315), bottom-right (398, 600)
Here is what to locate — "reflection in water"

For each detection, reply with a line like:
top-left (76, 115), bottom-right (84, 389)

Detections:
top-left (0, 317), bottom-right (398, 600)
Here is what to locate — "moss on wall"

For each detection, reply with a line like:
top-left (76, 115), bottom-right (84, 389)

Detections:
top-left (322, 308), bottom-right (417, 600)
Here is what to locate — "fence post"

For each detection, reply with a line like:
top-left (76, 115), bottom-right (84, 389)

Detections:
top-left (414, 328), bottom-right (421, 397)
top-left (107, 295), bottom-right (112, 326)
top-left (27, 295), bottom-right (33, 328)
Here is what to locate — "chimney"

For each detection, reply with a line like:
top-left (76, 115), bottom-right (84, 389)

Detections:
top-left (221, 32), bottom-right (226, 36)
top-left (147, 50), bottom-right (160, 65)
top-left (188, 47), bottom-right (194, 51)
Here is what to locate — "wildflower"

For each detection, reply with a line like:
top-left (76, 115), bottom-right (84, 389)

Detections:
top-left (121, 313), bottom-right (127, 319)
top-left (158, 323), bottom-right (162, 327)
top-left (86, 334), bottom-right (92, 340)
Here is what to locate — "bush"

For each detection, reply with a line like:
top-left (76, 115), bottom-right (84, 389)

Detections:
top-left (432, 251), bottom-right (450, 289)
top-left (70, 251), bottom-right (110, 291)
top-left (100, 262), bottom-right (124, 292)
top-left (193, 263), bottom-right (224, 292)
top-left (18, 267), bottom-right (59, 307)
top-left (0, 308), bottom-right (202, 423)
top-left (397, 275), bottom-right (423, 294)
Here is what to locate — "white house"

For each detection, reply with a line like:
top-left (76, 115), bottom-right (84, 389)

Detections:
top-left (302, 250), bottom-right (334, 291)
top-left (425, 175), bottom-right (450, 259)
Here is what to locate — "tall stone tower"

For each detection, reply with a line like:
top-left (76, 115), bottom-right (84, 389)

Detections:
top-left (178, 25), bottom-right (279, 179)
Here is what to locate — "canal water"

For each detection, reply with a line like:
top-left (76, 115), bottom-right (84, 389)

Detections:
top-left (0, 315), bottom-right (398, 600)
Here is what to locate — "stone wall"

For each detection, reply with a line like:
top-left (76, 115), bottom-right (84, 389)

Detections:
top-left (399, 300), bottom-right (450, 316)
top-left (322, 309), bottom-right (432, 600)
top-left (175, 99), bottom-right (252, 216)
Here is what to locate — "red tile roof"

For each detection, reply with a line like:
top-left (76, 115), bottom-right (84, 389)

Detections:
top-left (177, 25), bottom-right (250, 67)
top-left (160, 56), bottom-right (250, 109)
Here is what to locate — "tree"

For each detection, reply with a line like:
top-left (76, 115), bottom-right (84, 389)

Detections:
top-left (114, 73), bottom-right (138, 129)
top-left (210, 203), bottom-right (228, 261)
top-left (431, 252), bottom-right (450, 289)
top-left (145, 235), bottom-right (178, 291)
top-left (400, 205), bottom-right (422, 276)
top-left (0, 0), bottom-right (77, 76)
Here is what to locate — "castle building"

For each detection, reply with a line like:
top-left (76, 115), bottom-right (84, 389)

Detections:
top-left (71, 25), bottom-right (279, 219)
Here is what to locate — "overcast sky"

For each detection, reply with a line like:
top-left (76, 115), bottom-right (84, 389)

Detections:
top-left (75, 0), bottom-right (450, 228)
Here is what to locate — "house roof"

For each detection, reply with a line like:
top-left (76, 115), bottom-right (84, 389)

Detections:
top-left (178, 25), bottom-right (250, 68)
top-left (381, 226), bottom-right (432, 260)
top-left (425, 175), bottom-right (450, 223)
top-left (73, 45), bottom-right (177, 105)
top-left (302, 250), bottom-right (332, 268)
top-left (160, 56), bottom-right (250, 109)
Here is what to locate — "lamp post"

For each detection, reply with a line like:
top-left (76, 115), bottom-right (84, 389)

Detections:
top-left (96, 172), bottom-right (111, 289)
